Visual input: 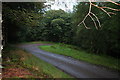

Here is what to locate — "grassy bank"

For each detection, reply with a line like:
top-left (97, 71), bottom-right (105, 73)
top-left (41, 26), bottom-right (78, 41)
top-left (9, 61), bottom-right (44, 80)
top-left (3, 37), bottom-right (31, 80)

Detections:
top-left (2, 45), bottom-right (72, 78)
top-left (21, 41), bottom-right (55, 44)
top-left (39, 43), bottom-right (119, 71)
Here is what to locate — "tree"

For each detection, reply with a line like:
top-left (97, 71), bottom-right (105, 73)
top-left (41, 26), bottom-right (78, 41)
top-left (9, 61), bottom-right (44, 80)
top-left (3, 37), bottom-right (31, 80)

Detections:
top-left (73, 2), bottom-right (120, 57)
top-left (40, 10), bottom-right (73, 43)
top-left (2, 2), bottom-right (44, 43)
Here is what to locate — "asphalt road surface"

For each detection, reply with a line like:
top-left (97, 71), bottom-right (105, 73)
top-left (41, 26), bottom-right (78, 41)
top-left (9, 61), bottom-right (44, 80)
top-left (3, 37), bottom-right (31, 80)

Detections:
top-left (18, 43), bottom-right (119, 78)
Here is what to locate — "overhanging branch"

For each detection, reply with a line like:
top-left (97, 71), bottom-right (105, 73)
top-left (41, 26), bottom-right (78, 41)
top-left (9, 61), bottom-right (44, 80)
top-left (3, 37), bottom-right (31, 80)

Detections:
top-left (78, 0), bottom-right (120, 29)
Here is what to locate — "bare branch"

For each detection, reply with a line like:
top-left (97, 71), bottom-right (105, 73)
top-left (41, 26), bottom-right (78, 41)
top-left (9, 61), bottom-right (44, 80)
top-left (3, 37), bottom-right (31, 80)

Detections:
top-left (78, 0), bottom-right (101, 29)
top-left (83, 22), bottom-right (91, 29)
top-left (78, 0), bottom-right (92, 29)
top-left (78, 0), bottom-right (120, 29)
top-left (89, 14), bottom-right (98, 30)
top-left (91, 3), bottom-right (111, 17)
top-left (108, 12), bottom-right (116, 15)
top-left (106, 0), bottom-right (120, 6)
top-left (78, 14), bottom-right (89, 26)
top-left (101, 7), bottom-right (120, 11)
top-left (90, 12), bottom-right (102, 28)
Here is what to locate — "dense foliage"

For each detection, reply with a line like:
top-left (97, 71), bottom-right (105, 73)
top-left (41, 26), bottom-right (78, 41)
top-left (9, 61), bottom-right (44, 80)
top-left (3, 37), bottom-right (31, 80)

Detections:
top-left (3, 2), bottom-right (119, 57)
top-left (40, 10), bottom-right (73, 43)
top-left (73, 2), bottom-right (120, 57)
top-left (2, 2), bottom-right (44, 43)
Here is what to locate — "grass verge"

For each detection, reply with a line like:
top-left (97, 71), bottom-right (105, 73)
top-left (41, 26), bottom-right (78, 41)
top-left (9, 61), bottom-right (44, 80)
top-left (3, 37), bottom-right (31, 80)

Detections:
top-left (39, 43), bottom-right (120, 71)
top-left (21, 41), bottom-right (55, 44)
top-left (2, 45), bottom-right (72, 78)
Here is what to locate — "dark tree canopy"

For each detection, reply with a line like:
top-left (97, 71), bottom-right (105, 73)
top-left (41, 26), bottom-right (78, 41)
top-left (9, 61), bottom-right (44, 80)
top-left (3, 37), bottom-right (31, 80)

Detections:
top-left (2, 2), bottom-right (44, 43)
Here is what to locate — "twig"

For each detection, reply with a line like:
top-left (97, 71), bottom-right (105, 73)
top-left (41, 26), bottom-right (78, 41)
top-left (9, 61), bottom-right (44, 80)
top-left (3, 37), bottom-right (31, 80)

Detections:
top-left (91, 3), bottom-right (111, 17)
top-left (89, 14), bottom-right (98, 29)
top-left (78, 0), bottom-right (91, 29)
top-left (101, 7), bottom-right (120, 11)
top-left (108, 12), bottom-right (116, 15)
top-left (78, 0), bottom-right (120, 29)
top-left (91, 3), bottom-right (120, 17)
top-left (106, 0), bottom-right (120, 6)
top-left (83, 22), bottom-right (90, 29)
top-left (78, 0), bottom-right (101, 29)
top-left (90, 12), bottom-right (101, 28)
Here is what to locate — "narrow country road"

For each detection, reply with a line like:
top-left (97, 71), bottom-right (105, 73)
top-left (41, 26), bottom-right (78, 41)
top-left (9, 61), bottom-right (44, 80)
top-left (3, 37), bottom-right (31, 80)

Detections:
top-left (18, 43), bottom-right (119, 78)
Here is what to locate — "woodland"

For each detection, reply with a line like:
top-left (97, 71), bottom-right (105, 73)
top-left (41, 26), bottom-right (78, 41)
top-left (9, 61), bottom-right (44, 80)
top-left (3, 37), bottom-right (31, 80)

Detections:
top-left (2, 2), bottom-right (120, 57)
